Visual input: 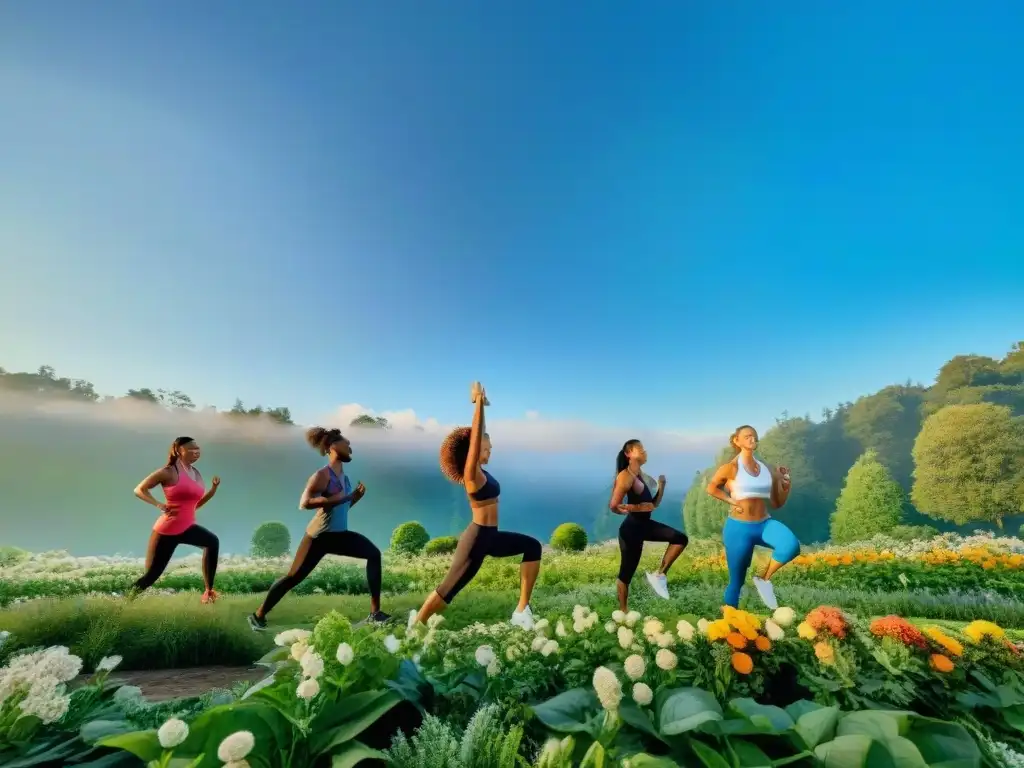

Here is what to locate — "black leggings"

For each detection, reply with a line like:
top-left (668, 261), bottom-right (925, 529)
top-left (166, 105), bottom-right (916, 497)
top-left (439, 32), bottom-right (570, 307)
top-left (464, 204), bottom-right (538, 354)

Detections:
top-left (133, 524), bottom-right (220, 592)
top-left (617, 514), bottom-right (689, 583)
top-left (259, 531), bottom-right (382, 617)
top-left (436, 523), bottom-right (542, 604)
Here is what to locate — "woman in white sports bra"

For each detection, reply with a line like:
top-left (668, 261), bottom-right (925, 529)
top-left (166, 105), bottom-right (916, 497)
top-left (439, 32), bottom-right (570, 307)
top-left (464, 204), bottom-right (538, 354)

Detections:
top-left (706, 424), bottom-right (797, 609)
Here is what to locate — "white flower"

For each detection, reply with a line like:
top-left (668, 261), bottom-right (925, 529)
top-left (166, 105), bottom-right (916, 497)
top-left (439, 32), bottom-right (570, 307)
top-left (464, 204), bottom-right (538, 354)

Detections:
top-left (506, 645), bottom-right (521, 661)
top-left (655, 632), bottom-right (675, 648)
top-left (655, 649), bottom-right (678, 671)
top-left (157, 718), bottom-right (189, 749)
top-left (299, 649), bottom-right (324, 680)
top-left (697, 618), bottom-right (710, 635)
top-left (407, 610), bottom-right (419, 631)
top-left (764, 619), bottom-right (785, 641)
top-left (623, 654), bottom-right (645, 680)
top-left (585, 613), bottom-right (599, 629)
top-left (427, 614), bottom-right (445, 629)
top-left (772, 607), bottom-right (796, 628)
top-left (573, 620), bottom-right (587, 633)
top-left (604, 621), bottom-right (617, 634)
top-left (617, 627), bottom-right (634, 649)
top-left (423, 629), bottom-right (437, 647)
top-left (625, 611), bottom-right (641, 627)
top-left (592, 666), bottom-right (623, 711)
top-left (290, 641), bottom-right (308, 661)
top-left (632, 682), bottom-right (654, 706)
top-left (532, 635), bottom-right (547, 652)
top-left (643, 619), bottom-right (664, 637)
top-left (555, 620), bottom-right (568, 638)
top-left (475, 645), bottom-right (496, 667)
top-left (630, 642), bottom-right (642, 653)
top-left (534, 619), bottom-right (550, 635)
top-left (274, 629), bottom-right (311, 648)
top-left (297, 678), bottom-right (320, 699)
top-left (335, 642), bottom-right (354, 665)
top-left (383, 635), bottom-right (401, 654)
top-left (676, 620), bottom-right (695, 641)
top-left (217, 731), bottom-right (256, 763)
top-left (486, 659), bottom-right (501, 677)
top-left (572, 605), bottom-right (589, 622)
top-left (541, 640), bottom-right (559, 657)
top-left (96, 655), bottom-right (122, 673)
top-left (612, 610), bottom-right (626, 624)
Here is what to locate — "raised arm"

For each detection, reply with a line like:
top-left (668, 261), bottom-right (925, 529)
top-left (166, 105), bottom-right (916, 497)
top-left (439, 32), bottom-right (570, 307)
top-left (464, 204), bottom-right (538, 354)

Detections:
top-left (299, 469), bottom-right (347, 510)
top-left (134, 466), bottom-right (173, 511)
top-left (769, 465), bottom-right (791, 509)
top-left (706, 462), bottom-right (737, 505)
top-left (652, 475), bottom-right (666, 509)
top-left (196, 476), bottom-right (221, 510)
top-left (463, 383), bottom-right (488, 490)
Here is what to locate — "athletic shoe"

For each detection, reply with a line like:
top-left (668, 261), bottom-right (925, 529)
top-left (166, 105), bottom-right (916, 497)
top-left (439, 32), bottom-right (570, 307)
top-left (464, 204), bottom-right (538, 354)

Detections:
top-left (646, 572), bottom-right (670, 600)
top-left (752, 577), bottom-right (778, 610)
top-left (201, 589), bottom-right (220, 604)
top-left (248, 613), bottom-right (268, 632)
top-left (510, 605), bottom-right (535, 630)
top-left (367, 611), bottom-right (392, 625)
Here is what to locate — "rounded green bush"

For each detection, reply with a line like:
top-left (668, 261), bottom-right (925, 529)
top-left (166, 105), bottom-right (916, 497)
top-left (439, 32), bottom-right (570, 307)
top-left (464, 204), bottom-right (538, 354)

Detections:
top-left (424, 536), bottom-right (459, 555)
top-left (550, 522), bottom-right (588, 552)
top-left (391, 521), bottom-right (430, 555)
top-left (251, 521), bottom-right (292, 558)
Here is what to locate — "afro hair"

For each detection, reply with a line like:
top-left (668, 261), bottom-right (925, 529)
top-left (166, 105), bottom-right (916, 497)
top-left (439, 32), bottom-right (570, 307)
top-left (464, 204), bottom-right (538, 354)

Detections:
top-left (439, 426), bottom-right (472, 485)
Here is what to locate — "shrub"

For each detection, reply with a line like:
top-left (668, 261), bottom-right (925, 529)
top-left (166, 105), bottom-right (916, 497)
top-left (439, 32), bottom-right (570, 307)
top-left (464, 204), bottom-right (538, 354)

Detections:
top-left (550, 522), bottom-right (588, 552)
top-left (889, 524), bottom-right (940, 542)
top-left (250, 522), bottom-right (291, 558)
top-left (424, 536), bottom-right (459, 555)
top-left (0, 546), bottom-right (28, 568)
top-left (830, 450), bottom-right (905, 543)
top-left (391, 522), bottom-right (430, 555)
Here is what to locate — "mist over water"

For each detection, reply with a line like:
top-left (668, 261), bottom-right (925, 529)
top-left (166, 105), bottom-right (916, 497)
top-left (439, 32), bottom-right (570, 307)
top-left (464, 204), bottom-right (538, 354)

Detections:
top-left (0, 394), bottom-right (699, 556)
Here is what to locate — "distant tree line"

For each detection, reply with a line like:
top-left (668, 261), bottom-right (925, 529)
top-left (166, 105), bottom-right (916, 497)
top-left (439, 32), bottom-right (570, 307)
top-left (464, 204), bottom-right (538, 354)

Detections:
top-left (682, 342), bottom-right (1024, 543)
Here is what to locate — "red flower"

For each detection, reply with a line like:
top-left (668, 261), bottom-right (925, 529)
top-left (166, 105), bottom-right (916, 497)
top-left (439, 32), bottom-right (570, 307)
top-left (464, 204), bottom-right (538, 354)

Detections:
top-left (807, 606), bottom-right (848, 640)
top-left (869, 616), bottom-right (927, 650)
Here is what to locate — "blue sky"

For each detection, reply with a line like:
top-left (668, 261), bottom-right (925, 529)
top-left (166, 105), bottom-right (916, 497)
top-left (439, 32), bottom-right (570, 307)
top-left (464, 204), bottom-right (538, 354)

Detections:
top-left (1, 1), bottom-right (1022, 450)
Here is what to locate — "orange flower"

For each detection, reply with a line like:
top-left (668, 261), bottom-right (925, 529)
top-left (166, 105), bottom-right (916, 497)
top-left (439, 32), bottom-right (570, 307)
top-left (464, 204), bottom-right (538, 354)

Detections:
top-left (806, 606), bottom-right (848, 639)
top-left (869, 616), bottom-right (927, 649)
top-left (813, 641), bottom-right (835, 665)
top-left (754, 635), bottom-right (771, 652)
top-left (731, 652), bottom-right (753, 674)
top-left (930, 654), bottom-right (954, 673)
top-left (726, 632), bottom-right (748, 650)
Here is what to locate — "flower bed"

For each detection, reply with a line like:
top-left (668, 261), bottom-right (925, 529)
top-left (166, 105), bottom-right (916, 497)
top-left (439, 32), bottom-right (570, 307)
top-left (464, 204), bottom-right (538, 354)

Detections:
top-left (4, 601), bottom-right (1024, 767)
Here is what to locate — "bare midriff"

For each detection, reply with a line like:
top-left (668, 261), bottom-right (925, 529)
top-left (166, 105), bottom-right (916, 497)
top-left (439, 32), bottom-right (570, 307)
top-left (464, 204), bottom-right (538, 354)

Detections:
top-left (470, 499), bottom-right (499, 527)
top-left (726, 486), bottom-right (771, 523)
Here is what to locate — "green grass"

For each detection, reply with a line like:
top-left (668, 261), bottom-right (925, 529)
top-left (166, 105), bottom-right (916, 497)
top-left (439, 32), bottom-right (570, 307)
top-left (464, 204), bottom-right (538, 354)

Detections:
top-left (4, 579), bottom-right (1024, 672)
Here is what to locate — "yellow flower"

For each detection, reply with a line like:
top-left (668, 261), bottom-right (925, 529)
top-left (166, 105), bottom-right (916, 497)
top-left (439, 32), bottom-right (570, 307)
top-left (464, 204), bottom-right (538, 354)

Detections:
top-left (813, 642), bottom-right (835, 665)
top-left (797, 622), bottom-right (817, 640)
top-left (706, 619), bottom-right (732, 643)
top-left (922, 626), bottom-right (964, 657)
top-left (963, 620), bottom-right (1006, 644)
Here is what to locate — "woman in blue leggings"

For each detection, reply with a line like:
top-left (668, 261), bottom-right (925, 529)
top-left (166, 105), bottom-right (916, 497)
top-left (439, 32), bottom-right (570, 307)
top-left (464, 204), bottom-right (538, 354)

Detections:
top-left (706, 425), bottom-right (798, 609)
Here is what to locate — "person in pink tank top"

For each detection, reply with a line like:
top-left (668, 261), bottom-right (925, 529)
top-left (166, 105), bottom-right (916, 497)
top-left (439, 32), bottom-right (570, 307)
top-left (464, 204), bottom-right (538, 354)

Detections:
top-left (131, 436), bottom-right (222, 603)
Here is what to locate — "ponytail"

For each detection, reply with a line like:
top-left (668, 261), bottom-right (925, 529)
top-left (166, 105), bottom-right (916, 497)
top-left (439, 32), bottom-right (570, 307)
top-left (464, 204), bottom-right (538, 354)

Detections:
top-left (166, 436), bottom-right (194, 466)
top-left (729, 425), bottom-right (756, 456)
top-left (616, 439), bottom-right (642, 474)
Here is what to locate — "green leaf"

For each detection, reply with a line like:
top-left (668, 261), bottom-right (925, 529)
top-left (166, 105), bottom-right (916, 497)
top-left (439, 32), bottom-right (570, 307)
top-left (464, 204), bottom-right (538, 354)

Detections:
top-left (96, 730), bottom-right (165, 763)
top-left (617, 699), bottom-right (665, 743)
top-left (1002, 704), bottom-right (1024, 734)
top-left (880, 737), bottom-right (928, 768)
top-left (330, 740), bottom-right (388, 768)
top-left (255, 646), bottom-right (291, 667)
top-left (80, 719), bottom-right (135, 743)
top-left (620, 755), bottom-right (678, 768)
top-left (814, 735), bottom-right (875, 768)
top-left (836, 711), bottom-right (903, 741)
top-left (5, 714), bottom-right (42, 744)
top-left (180, 702), bottom-right (290, 768)
top-left (728, 698), bottom-right (795, 734)
top-left (795, 706), bottom-right (840, 749)
top-left (728, 738), bottom-right (773, 767)
top-left (690, 739), bottom-right (732, 768)
top-left (529, 689), bottom-right (601, 734)
top-left (904, 717), bottom-right (982, 768)
top-left (310, 690), bottom-right (403, 757)
top-left (658, 688), bottom-right (724, 736)
top-left (784, 699), bottom-right (823, 722)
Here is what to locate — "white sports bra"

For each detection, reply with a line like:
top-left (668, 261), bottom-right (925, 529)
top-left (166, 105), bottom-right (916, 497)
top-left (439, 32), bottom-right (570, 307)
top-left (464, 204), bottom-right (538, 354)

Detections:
top-left (731, 457), bottom-right (772, 500)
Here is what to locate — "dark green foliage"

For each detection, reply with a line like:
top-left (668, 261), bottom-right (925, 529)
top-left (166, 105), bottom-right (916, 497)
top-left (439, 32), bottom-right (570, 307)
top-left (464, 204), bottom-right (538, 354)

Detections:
top-left (889, 524), bottom-right (940, 542)
top-left (550, 523), bottom-right (588, 552)
top-left (425, 536), bottom-right (460, 555)
top-left (251, 521), bottom-right (292, 558)
top-left (391, 521), bottom-right (430, 554)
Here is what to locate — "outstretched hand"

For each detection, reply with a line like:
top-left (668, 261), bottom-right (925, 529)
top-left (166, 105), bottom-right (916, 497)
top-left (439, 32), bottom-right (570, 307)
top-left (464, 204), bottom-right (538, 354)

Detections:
top-left (778, 466), bottom-right (791, 490)
top-left (211, 476), bottom-right (221, 488)
top-left (470, 381), bottom-right (490, 406)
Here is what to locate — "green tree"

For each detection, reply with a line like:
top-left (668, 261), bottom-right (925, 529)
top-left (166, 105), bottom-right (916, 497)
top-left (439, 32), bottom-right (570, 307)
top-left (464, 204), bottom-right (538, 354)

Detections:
top-left (124, 388), bottom-right (160, 403)
top-left (934, 354), bottom-right (1005, 392)
top-left (829, 450), bottom-right (905, 543)
top-left (157, 389), bottom-right (195, 409)
top-left (251, 521), bottom-right (292, 557)
top-left (390, 521), bottom-right (430, 554)
top-left (911, 403), bottom-right (1024, 528)
top-left (844, 385), bottom-right (926, 488)
top-left (550, 522), bottom-right (588, 552)
top-left (350, 414), bottom-right (391, 429)
top-left (1001, 341), bottom-right (1024, 381)
top-left (757, 417), bottom-right (833, 543)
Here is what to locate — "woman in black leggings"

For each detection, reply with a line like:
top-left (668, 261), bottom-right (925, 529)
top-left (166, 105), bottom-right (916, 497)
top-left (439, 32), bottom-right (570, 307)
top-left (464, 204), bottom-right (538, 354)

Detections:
top-left (413, 382), bottom-right (542, 629)
top-left (248, 427), bottom-right (389, 630)
top-left (609, 439), bottom-right (688, 611)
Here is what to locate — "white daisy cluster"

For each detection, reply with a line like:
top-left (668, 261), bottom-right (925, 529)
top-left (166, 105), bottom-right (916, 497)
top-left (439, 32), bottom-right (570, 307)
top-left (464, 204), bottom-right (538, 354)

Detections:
top-left (217, 729), bottom-right (256, 768)
top-left (0, 645), bottom-right (82, 724)
top-left (571, 605), bottom-right (600, 634)
top-left (987, 739), bottom-right (1024, 768)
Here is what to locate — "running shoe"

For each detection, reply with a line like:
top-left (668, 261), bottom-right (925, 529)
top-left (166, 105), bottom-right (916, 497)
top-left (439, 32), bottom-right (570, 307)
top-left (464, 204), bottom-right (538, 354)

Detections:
top-left (646, 572), bottom-right (670, 600)
top-left (510, 605), bottom-right (535, 630)
top-left (247, 613), bottom-right (268, 632)
top-left (201, 589), bottom-right (220, 604)
top-left (367, 611), bottom-right (392, 625)
top-left (752, 576), bottom-right (778, 610)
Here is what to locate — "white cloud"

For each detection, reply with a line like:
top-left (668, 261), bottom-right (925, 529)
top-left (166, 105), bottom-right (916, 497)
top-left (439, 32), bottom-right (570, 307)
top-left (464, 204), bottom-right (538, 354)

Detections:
top-left (325, 403), bottom-right (721, 456)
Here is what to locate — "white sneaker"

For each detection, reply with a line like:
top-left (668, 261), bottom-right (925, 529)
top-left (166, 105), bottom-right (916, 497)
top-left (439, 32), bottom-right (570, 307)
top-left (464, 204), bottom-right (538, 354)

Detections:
top-left (511, 605), bottom-right (535, 630)
top-left (752, 577), bottom-right (778, 610)
top-left (645, 572), bottom-right (670, 600)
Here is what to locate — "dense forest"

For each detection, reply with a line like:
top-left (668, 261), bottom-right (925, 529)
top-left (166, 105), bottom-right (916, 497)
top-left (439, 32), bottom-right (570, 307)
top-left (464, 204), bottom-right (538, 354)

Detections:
top-left (682, 342), bottom-right (1024, 543)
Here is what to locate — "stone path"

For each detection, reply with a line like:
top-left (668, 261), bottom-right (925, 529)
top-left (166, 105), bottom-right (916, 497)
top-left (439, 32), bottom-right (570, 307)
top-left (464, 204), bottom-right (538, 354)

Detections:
top-left (96, 666), bottom-right (268, 701)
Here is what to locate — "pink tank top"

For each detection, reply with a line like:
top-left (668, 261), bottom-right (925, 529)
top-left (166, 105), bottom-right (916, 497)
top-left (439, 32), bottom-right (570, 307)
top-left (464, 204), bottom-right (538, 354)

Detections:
top-left (153, 461), bottom-right (205, 535)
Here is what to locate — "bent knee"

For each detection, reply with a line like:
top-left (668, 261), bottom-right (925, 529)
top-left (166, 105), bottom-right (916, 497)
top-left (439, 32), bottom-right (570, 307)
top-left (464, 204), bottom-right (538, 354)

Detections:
top-left (672, 532), bottom-right (689, 547)
top-left (522, 538), bottom-right (542, 563)
top-left (773, 539), bottom-right (800, 564)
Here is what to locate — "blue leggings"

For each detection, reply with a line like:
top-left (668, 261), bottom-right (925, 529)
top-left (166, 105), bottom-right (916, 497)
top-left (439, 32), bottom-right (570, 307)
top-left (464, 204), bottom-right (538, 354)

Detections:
top-left (723, 518), bottom-right (800, 608)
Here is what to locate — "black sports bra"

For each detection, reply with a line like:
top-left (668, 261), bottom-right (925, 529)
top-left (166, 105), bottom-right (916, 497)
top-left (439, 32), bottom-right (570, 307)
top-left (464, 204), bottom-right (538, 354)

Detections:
top-left (468, 469), bottom-right (500, 502)
top-left (625, 473), bottom-right (654, 505)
